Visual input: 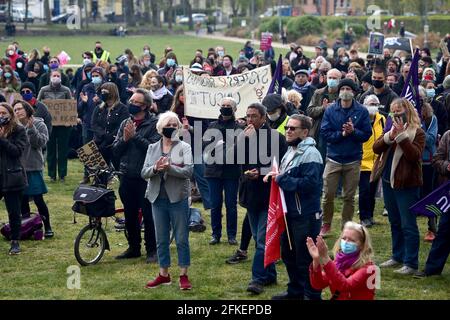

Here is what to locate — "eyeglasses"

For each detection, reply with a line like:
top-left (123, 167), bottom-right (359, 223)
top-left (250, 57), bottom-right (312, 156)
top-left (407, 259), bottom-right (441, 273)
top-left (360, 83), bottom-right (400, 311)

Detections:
top-left (21, 89), bottom-right (32, 94)
top-left (284, 126), bottom-right (302, 131)
top-left (165, 124), bottom-right (178, 128)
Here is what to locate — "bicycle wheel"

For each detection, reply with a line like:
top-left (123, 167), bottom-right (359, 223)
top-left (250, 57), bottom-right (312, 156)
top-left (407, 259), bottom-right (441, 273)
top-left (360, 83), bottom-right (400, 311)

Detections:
top-left (74, 224), bottom-right (107, 266)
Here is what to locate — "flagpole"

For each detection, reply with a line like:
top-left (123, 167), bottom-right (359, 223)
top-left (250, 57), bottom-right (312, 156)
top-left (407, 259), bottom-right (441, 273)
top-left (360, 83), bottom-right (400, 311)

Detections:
top-left (278, 187), bottom-right (292, 250)
top-left (283, 212), bottom-right (293, 250)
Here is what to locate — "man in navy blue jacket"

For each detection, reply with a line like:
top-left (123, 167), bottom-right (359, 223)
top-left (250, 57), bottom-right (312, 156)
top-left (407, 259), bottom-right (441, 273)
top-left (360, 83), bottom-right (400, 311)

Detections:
top-left (319, 79), bottom-right (372, 236)
top-left (267, 114), bottom-right (324, 300)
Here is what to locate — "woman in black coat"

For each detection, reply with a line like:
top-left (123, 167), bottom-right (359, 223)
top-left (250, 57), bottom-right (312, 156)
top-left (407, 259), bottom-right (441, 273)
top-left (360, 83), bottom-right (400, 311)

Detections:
top-left (0, 102), bottom-right (28, 255)
top-left (91, 82), bottom-right (130, 171)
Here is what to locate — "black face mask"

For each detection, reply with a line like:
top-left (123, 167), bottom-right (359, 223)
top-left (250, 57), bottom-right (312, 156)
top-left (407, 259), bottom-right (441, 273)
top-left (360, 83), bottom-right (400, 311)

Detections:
top-left (162, 127), bottom-right (177, 139)
top-left (372, 80), bottom-right (384, 89)
top-left (101, 93), bottom-right (110, 101)
top-left (287, 137), bottom-right (302, 146)
top-left (220, 107), bottom-right (233, 117)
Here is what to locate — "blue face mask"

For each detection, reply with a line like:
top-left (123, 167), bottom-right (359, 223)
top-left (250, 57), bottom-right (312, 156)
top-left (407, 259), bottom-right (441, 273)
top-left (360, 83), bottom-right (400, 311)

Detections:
top-left (340, 239), bottom-right (358, 254)
top-left (128, 103), bottom-right (142, 115)
top-left (86, 72), bottom-right (92, 80)
top-left (92, 76), bottom-right (102, 85)
top-left (166, 58), bottom-right (175, 67)
top-left (22, 92), bottom-right (33, 101)
top-left (327, 78), bottom-right (339, 88)
top-left (43, 64), bottom-right (49, 72)
top-left (426, 88), bottom-right (435, 98)
top-left (4, 72), bottom-right (12, 78)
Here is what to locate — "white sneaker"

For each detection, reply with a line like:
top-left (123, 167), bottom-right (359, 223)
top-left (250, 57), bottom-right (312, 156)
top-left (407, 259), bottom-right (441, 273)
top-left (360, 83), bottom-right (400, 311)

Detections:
top-left (382, 208), bottom-right (388, 216)
top-left (380, 259), bottom-right (402, 268)
top-left (394, 266), bottom-right (418, 275)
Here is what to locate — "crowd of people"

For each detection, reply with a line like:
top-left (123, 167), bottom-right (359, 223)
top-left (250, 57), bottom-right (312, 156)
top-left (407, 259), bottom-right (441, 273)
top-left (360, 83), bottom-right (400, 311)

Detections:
top-left (0, 33), bottom-right (449, 299)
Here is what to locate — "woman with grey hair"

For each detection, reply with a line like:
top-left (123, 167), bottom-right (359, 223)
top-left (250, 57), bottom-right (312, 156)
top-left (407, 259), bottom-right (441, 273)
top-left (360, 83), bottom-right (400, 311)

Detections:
top-left (142, 111), bottom-right (194, 290)
top-left (358, 94), bottom-right (385, 227)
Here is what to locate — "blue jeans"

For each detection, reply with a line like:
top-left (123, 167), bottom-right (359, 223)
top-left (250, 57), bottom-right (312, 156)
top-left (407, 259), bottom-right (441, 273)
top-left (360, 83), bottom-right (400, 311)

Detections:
top-left (247, 209), bottom-right (277, 285)
top-left (207, 178), bottom-right (239, 240)
top-left (382, 181), bottom-right (420, 269)
top-left (425, 209), bottom-right (450, 275)
top-left (281, 214), bottom-right (322, 299)
top-left (193, 163), bottom-right (211, 209)
top-left (152, 197), bottom-right (190, 268)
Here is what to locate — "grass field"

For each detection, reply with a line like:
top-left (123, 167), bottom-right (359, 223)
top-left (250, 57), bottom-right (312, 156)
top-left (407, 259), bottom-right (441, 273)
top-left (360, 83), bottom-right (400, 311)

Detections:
top-left (0, 34), bottom-right (290, 67)
top-left (0, 159), bottom-right (449, 300)
top-left (0, 34), bottom-right (449, 300)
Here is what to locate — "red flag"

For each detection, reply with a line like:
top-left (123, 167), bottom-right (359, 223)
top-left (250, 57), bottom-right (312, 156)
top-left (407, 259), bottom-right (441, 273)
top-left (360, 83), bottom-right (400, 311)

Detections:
top-left (264, 158), bottom-right (287, 268)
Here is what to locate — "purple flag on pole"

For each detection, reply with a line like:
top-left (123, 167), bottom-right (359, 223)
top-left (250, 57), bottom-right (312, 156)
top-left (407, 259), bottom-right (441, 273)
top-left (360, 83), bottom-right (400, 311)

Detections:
top-left (384, 48), bottom-right (421, 132)
top-left (267, 54), bottom-right (283, 95)
top-left (410, 181), bottom-right (450, 218)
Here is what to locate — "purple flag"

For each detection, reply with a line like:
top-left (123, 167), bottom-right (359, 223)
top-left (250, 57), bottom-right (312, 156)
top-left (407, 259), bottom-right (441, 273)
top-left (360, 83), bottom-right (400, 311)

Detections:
top-left (267, 54), bottom-right (283, 95)
top-left (384, 48), bottom-right (421, 132)
top-left (410, 181), bottom-right (450, 217)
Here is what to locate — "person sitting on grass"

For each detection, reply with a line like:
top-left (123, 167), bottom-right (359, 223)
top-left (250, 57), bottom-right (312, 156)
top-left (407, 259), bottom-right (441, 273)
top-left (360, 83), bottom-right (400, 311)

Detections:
top-left (307, 221), bottom-right (377, 300)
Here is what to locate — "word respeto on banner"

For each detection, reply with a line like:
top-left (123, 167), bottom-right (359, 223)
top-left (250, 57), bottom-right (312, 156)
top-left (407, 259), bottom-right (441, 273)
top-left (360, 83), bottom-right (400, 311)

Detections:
top-left (42, 99), bottom-right (78, 126)
top-left (77, 141), bottom-right (108, 170)
top-left (183, 65), bottom-right (272, 119)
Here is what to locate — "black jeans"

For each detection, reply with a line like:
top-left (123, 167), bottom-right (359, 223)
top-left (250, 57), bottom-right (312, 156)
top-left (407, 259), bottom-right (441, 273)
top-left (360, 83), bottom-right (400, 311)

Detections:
top-left (281, 214), bottom-right (322, 300)
top-left (425, 209), bottom-right (450, 275)
top-left (21, 194), bottom-right (51, 230)
top-left (118, 176), bottom-right (156, 254)
top-left (239, 213), bottom-right (253, 252)
top-left (358, 171), bottom-right (378, 220)
top-left (4, 190), bottom-right (23, 241)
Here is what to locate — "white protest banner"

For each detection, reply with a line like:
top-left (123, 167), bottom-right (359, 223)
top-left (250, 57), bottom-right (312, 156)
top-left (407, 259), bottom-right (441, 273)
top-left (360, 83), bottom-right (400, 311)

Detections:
top-left (77, 140), bottom-right (108, 170)
top-left (42, 99), bottom-right (78, 126)
top-left (183, 65), bottom-right (272, 119)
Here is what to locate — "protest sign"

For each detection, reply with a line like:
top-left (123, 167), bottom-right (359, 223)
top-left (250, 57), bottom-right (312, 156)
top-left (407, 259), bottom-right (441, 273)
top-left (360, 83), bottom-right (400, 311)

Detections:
top-left (77, 141), bottom-right (108, 170)
top-left (368, 32), bottom-right (384, 55)
top-left (384, 37), bottom-right (413, 54)
top-left (183, 65), bottom-right (272, 119)
top-left (260, 32), bottom-right (273, 51)
top-left (42, 99), bottom-right (78, 126)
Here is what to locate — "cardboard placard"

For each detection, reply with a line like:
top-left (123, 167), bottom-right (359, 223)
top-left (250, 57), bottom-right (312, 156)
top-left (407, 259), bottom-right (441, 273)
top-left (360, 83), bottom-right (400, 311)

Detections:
top-left (77, 140), bottom-right (108, 170)
top-left (42, 99), bottom-right (78, 126)
top-left (183, 65), bottom-right (272, 119)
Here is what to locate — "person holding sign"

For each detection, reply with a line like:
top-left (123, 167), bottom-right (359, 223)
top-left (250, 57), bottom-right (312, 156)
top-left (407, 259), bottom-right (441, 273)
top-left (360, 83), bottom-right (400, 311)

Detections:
top-left (91, 82), bottom-right (129, 170)
top-left (12, 100), bottom-right (52, 238)
top-left (37, 69), bottom-right (73, 182)
top-left (113, 89), bottom-right (159, 263)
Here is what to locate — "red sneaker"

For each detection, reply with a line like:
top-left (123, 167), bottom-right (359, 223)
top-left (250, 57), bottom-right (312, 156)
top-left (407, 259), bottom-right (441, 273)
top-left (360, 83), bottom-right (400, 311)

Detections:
top-left (424, 231), bottom-right (436, 242)
top-left (179, 275), bottom-right (192, 290)
top-left (319, 223), bottom-right (331, 237)
top-left (145, 274), bottom-right (171, 289)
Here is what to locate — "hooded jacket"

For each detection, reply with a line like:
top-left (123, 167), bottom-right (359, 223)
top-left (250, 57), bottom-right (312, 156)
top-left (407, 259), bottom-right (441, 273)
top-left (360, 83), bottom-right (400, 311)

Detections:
top-left (21, 117), bottom-right (49, 171)
top-left (276, 137), bottom-right (323, 218)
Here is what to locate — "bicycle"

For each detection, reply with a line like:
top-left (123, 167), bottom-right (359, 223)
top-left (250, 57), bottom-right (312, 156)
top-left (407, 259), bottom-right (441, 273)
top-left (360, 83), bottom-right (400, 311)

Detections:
top-left (72, 167), bottom-right (123, 266)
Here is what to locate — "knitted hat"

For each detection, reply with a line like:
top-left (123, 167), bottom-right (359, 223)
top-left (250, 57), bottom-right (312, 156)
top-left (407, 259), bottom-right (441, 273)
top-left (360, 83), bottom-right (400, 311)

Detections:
top-left (361, 71), bottom-right (372, 84)
top-left (443, 75), bottom-right (450, 89)
top-left (262, 93), bottom-right (283, 112)
top-left (337, 78), bottom-right (358, 92)
top-left (91, 66), bottom-right (105, 78)
top-left (20, 81), bottom-right (37, 95)
top-left (295, 69), bottom-right (309, 76)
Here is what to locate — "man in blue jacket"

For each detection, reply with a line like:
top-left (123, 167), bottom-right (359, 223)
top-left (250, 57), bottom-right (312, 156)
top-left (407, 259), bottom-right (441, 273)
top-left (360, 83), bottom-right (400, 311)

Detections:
top-left (319, 79), bottom-right (372, 236)
top-left (267, 114), bottom-right (324, 300)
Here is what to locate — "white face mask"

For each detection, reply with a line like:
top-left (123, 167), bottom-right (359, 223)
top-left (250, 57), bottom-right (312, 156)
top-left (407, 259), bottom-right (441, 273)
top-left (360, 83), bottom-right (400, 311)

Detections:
top-left (366, 106), bottom-right (379, 116)
top-left (16, 62), bottom-right (23, 68)
top-left (8, 50), bottom-right (14, 56)
top-left (267, 111), bottom-right (281, 121)
top-left (83, 58), bottom-right (91, 65)
top-left (51, 77), bottom-right (61, 85)
top-left (143, 60), bottom-right (150, 67)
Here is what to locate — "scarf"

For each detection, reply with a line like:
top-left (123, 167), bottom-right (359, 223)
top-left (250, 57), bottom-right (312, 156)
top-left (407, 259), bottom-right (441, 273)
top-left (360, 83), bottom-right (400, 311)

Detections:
top-left (292, 81), bottom-right (310, 95)
top-left (334, 250), bottom-right (360, 273)
top-left (28, 97), bottom-right (38, 106)
top-left (150, 86), bottom-right (169, 100)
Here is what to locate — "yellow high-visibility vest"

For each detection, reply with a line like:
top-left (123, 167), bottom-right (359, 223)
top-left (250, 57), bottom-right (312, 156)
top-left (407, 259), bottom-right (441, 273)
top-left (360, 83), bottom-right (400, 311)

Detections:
top-left (91, 50), bottom-right (110, 63)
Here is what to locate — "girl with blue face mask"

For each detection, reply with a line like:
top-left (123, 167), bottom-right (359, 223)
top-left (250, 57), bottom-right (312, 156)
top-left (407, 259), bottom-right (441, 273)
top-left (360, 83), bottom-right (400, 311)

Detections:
top-left (307, 221), bottom-right (376, 300)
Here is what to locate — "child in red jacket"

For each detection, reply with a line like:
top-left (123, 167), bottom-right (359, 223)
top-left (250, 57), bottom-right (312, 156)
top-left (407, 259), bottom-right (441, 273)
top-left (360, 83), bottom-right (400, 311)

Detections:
top-left (307, 221), bottom-right (377, 300)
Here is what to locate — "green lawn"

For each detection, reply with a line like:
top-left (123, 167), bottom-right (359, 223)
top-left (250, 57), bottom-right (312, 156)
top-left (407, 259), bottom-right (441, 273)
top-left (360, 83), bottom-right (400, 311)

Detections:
top-left (1, 35), bottom-right (289, 67)
top-left (0, 159), bottom-right (449, 300)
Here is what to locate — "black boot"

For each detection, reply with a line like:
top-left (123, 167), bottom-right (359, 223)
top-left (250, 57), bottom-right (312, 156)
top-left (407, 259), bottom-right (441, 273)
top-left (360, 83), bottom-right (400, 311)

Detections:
top-left (9, 241), bottom-right (21, 255)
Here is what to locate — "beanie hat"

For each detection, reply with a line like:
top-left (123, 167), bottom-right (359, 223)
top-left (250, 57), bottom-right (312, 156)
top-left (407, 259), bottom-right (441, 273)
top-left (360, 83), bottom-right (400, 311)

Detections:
top-left (262, 94), bottom-right (284, 112)
top-left (337, 78), bottom-right (358, 92)
top-left (20, 81), bottom-right (37, 95)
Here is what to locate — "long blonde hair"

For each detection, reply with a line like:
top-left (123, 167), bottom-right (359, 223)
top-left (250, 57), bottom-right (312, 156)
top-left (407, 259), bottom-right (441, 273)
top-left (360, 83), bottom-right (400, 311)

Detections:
top-left (389, 98), bottom-right (421, 129)
top-left (139, 70), bottom-right (158, 90)
top-left (333, 221), bottom-right (374, 269)
top-left (0, 102), bottom-right (19, 138)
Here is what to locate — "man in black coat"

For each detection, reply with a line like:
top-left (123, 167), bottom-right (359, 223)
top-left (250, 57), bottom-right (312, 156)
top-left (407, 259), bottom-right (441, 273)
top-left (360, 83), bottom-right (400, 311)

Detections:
top-left (235, 103), bottom-right (288, 295)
